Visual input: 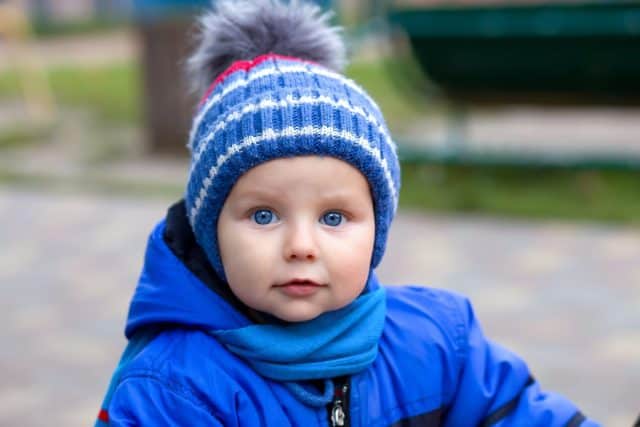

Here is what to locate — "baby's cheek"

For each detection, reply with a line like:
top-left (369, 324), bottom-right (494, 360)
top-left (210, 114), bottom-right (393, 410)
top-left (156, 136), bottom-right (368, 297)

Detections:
top-left (233, 232), bottom-right (265, 259)
top-left (334, 256), bottom-right (368, 288)
top-left (348, 231), bottom-right (375, 265)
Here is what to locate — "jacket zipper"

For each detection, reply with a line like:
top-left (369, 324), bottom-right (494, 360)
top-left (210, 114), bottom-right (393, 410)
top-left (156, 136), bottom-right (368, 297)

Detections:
top-left (329, 378), bottom-right (350, 427)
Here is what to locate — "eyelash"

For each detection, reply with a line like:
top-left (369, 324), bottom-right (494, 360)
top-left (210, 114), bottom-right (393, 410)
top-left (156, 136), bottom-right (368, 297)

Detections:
top-left (249, 209), bottom-right (347, 227)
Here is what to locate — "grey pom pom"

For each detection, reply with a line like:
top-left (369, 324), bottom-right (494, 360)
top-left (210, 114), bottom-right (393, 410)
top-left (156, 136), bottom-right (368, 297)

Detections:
top-left (186, 0), bottom-right (346, 96)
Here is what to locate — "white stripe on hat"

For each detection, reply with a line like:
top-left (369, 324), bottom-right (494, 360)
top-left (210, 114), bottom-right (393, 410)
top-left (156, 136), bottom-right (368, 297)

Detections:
top-left (188, 63), bottom-right (385, 150)
top-left (189, 125), bottom-right (398, 226)
top-left (189, 94), bottom-right (397, 174)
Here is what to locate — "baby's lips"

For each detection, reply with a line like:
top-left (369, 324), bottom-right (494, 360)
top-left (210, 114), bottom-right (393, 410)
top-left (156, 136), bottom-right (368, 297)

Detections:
top-left (274, 280), bottom-right (326, 297)
top-left (277, 278), bottom-right (324, 287)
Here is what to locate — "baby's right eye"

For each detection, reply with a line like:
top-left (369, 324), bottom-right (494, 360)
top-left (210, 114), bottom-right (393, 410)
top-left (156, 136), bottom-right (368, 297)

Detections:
top-left (252, 209), bottom-right (279, 225)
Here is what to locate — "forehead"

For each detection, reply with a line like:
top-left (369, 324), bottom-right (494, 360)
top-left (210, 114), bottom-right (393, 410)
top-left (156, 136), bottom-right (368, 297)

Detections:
top-left (231, 156), bottom-right (371, 200)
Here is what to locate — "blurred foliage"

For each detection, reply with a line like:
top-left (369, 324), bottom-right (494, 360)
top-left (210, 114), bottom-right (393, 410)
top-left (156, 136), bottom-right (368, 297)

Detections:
top-left (31, 19), bottom-right (128, 38)
top-left (346, 55), bottom-right (433, 131)
top-left (0, 63), bottom-right (140, 124)
top-left (0, 72), bottom-right (20, 96)
top-left (0, 124), bottom-right (54, 149)
top-left (48, 63), bottom-right (141, 123)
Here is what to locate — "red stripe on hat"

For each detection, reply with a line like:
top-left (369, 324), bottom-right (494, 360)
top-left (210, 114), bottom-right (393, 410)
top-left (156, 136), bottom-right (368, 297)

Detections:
top-left (98, 408), bottom-right (109, 422)
top-left (198, 54), bottom-right (316, 106)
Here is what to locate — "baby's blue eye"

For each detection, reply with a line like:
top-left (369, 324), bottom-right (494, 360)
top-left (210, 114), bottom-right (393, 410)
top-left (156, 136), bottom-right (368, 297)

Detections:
top-left (321, 211), bottom-right (343, 227)
top-left (252, 209), bottom-right (278, 225)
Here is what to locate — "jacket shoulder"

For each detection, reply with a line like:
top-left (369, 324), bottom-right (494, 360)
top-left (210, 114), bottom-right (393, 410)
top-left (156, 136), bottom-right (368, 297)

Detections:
top-left (110, 328), bottom-right (315, 426)
top-left (113, 329), bottom-right (245, 420)
top-left (355, 286), bottom-right (472, 425)
top-left (384, 285), bottom-right (470, 357)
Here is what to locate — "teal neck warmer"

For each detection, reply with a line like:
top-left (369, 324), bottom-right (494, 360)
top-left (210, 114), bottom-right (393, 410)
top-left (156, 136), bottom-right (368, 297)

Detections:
top-left (211, 274), bottom-right (387, 407)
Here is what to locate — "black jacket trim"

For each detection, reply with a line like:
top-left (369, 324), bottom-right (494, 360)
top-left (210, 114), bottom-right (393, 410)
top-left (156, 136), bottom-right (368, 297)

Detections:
top-left (565, 411), bottom-right (586, 427)
top-left (390, 407), bottom-right (446, 427)
top-left (480, 376), bottom-right (535, 427)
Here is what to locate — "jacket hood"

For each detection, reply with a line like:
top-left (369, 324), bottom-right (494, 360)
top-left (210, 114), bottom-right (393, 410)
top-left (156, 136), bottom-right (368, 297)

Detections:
top-left (124, 219), bottom-right (252, 338)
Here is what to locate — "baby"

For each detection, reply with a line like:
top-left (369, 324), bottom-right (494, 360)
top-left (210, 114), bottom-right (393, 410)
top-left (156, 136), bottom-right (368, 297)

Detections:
top-left (96, 1), bottom-right (600, 425)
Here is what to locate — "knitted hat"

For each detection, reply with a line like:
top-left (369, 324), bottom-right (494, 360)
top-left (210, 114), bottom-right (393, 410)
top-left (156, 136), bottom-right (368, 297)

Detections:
top-left (185, 0), bottom-right (400, 279)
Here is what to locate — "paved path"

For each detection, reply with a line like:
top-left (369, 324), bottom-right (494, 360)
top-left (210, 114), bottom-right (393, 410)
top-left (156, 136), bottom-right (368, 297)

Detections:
top-left (1, 187), bottom-right (638, 426)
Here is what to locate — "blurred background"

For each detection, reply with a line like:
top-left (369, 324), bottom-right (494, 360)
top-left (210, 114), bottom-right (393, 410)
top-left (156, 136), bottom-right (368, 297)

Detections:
top-left (1, 0), bottom-right (639, 425)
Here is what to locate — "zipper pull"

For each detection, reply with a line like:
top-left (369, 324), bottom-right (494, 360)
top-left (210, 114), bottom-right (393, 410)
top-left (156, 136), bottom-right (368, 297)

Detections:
top-left (331, 402), bottom-right (345, 427)
top-left (330, 382), bottom-right (349, 427)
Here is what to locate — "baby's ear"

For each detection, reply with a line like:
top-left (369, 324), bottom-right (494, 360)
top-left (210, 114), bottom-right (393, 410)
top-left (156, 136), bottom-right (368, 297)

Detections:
top-left (185, 0), bottom-right (347, 96)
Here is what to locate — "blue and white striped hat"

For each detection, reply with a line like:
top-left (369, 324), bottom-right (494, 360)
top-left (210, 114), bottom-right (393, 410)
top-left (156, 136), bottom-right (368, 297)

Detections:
top-left (184, 1), bottom-right (400, 279)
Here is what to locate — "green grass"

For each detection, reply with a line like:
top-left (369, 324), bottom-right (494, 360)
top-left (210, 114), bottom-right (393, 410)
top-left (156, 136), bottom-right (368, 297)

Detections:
top-left (0, 168), bottom-right (182, 200)
top-left (346, 56), bottom-right (432, 130)
top-left (0, 62), bottom-right (141, 124)
top-left (31, 19), bottom-right (128, 38)
top-left (50, 63), bottom-right (141, 123)
top-left (0, 124), bottom-right (55, 149)
top-left (0, 72), bottom-right (20, 96)
top-left (400, 163), bottom-right (640, 224)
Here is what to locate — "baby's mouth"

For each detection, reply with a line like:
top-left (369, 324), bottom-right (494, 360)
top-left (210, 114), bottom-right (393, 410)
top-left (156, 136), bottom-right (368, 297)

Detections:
top-left (274, 279), bottom-right (326, 297)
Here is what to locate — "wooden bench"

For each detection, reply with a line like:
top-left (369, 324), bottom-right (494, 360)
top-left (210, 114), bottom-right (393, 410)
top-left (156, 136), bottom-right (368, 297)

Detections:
top-left (385, 0), bottom-right (640, 168)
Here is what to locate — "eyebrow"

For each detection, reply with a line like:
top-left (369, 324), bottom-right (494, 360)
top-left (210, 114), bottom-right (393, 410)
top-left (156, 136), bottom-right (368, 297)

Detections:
top-left (316, 190), bottom-right (364, 203)
top-left (233, 188), bottom-right (285, 203)
top-left (236, 188), bottom-right (368, 205)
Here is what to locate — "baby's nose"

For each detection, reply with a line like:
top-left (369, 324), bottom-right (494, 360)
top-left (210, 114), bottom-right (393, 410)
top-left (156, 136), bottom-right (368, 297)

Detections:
top-left (283, 223), bottom-right (318, 261)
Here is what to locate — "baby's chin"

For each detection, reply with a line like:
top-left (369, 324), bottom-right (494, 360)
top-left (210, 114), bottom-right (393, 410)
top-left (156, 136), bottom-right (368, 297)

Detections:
top-left (271, 309), bottom-right (325, 324)
top-left (240, 300), bottom-right (326, 323)
top-left (269, 301), bottom-right (356, 323)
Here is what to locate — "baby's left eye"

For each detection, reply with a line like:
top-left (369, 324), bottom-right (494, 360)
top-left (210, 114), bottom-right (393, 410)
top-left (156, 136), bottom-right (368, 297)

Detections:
top-left (320, 211), bottom-right (344, 227)
top-left (252, 209), bottom-right (278, 225)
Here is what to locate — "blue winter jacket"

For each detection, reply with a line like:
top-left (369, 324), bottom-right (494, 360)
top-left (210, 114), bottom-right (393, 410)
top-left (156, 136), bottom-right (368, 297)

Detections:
top-left (99, 204), bottom-right (599, 426)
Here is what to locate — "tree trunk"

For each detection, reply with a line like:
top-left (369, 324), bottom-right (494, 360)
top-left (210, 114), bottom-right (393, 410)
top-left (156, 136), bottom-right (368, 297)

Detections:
top-left (138, 18), bottom-right (196, 155)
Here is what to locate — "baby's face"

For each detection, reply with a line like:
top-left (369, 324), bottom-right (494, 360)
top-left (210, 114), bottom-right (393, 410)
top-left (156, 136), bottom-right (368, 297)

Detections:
top-left (217, 156), bottom-right (375, 322)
